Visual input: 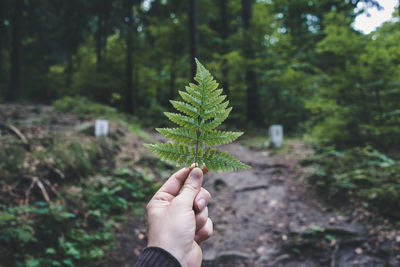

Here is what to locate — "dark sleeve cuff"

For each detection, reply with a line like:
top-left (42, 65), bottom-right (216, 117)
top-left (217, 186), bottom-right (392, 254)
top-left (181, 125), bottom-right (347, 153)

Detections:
top-left (134, 247), bottom-right (181, 267)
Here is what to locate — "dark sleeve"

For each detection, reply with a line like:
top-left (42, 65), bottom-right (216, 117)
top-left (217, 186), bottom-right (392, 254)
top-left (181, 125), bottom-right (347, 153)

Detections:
top-left (133, 247), bottom-right (181, 267)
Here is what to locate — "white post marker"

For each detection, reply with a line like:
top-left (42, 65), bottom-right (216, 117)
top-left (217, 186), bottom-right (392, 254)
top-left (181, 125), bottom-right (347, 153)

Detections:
top-left (269, 124), bottom-right (283, 148)
top-left (95, 120), bottom-right (109, 137)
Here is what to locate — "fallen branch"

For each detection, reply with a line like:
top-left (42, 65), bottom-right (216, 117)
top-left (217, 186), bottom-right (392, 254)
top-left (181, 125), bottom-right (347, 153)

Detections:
top-left (0, 123), bottom-right (28, 145)
top-left (24, 176), bottom-right (51, 204)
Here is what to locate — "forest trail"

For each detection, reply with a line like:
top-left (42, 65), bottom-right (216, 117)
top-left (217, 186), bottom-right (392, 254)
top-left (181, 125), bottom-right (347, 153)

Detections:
top-left (201, 142), bottom-right (390, 267)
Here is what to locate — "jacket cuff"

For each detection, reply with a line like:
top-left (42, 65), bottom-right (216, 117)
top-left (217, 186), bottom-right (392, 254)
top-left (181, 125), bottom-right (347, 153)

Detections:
top-left (134, 246), bottom-right (181, 267)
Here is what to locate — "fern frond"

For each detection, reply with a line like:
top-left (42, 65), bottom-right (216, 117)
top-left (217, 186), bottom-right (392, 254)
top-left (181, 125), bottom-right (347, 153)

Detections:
top-left (203, 148), bottom-right (251, 172)
top-left (164, 112), bottom-right (198, 129)
top-left (178, 91), bottom-right (201, 108)
top-left (143, 143), bottom-right (194, 167)
top-left (204, 131), bottom-right (243, 146)
top-left (145, 59), bottom-right (250, 172)
top-left (201, 107), bottom-right (232, 131)
top-left (156, 128), bottom-right (197, 144)
top-left (170, 100), bottom-right (198, 117)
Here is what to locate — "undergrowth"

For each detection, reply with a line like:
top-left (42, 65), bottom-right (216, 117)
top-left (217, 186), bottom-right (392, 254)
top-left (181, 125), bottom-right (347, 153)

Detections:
top-left (0, 110), bottom-right (159, 266)
top-left (305, 146), bottom-right (400, 222)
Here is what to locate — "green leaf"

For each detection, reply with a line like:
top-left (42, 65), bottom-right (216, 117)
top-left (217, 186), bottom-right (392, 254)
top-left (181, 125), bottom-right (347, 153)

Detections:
top-left (144, 59), bottom-right (250, 172)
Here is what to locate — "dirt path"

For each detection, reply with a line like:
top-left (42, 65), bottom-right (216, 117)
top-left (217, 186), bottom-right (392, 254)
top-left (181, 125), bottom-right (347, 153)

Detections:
top-left (201, 142), bottom-right (393, 267)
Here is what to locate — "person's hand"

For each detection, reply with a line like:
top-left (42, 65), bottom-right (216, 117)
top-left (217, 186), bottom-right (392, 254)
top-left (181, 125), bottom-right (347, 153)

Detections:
top-left (146, 167), bottom-right (213, 267)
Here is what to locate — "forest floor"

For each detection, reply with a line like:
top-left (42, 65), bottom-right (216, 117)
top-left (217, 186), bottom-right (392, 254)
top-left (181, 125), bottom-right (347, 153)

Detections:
top-left (1, 104), bottom-right (399, 267)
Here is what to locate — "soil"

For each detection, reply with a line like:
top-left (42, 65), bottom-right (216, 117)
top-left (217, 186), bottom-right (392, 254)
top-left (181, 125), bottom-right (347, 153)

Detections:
top-left (200, 142), bottom-right (399, 266)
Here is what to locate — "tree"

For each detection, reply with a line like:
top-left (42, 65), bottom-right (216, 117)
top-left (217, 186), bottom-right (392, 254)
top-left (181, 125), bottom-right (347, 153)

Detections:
top-left (7, 0), bottom-right (23, 101)
top-left (95, 0), bottom-right (112, 67)
top-left (242, 0), bottom-right (260, 124)
top-left (125, 0), bottom-right (135, 113)
top-left (217, 0), bottom-right (230, 97)
top-left (189, 0), bottom-right (198, 79)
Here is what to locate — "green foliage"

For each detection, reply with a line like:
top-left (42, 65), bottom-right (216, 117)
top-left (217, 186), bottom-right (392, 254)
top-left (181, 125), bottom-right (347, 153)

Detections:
top-left (306, 146), bottom-right (400, 221)
top-left (0, 170), bottom-right (155, 266)
top-left (145, 59), bottom-right (250, 172)
top-left (0, 118), bottom-right (159, 266)
top-left (0, 137), bottom-right (26, 181)
top-left (0, 165), bottom-right (157, 267)
top-left (53, 96), bottom-right (118, 119)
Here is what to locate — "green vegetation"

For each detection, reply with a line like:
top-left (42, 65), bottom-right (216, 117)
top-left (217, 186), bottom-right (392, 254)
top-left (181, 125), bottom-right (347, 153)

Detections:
top-left (306, 146), bottom-right (400, 222)
top-left (0, 105), bottom-right (160, 266)
top-left (145, 59), bottom-right (250, 172)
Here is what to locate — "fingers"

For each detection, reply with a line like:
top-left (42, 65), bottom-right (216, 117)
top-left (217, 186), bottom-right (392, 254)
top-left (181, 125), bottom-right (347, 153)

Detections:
top-left (195, 206), bottom-right (208, 231)
top-left (152, 167), bottom-right (192, 201)
top-left (195, 218), bottom-right (213, 244)
top-left (194, 188), bottom-right (211, 212)
top-left (175, 168), bottom-right (203, 209)
top-left (189, 163), bottom-right (208, 175)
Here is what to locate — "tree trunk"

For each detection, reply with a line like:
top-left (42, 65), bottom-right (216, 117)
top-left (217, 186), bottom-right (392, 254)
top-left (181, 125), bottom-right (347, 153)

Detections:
top-left (8, 0), bottom-right (23, 102)
top-left (65, 54), bottom-right (73, 88)
top-left (125, 0), bottom-right (134, 113)
top-left (189, 0), bottom-right (198, 79)
top-left (0, 0), bottom-right (5, 73)
top-left (218, 0), bottom-right (230, 97)
top-left (102, 0), bottom-right (111, 58)
top-left (242, 0), bottom-right (260, 124)
top-left (169, 54), bottom-right (177, 102)
top-left (96, 5), bottom-right (104, 67)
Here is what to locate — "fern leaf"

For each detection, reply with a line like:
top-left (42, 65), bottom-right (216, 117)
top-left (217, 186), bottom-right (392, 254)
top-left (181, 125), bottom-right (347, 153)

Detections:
top-left (143, 143), bottom-right (193, 167)
top-left (144, 59), bottom-right (250, 172)
top-left (164, 112), bottom-right (198, 129)
top-left (204, 131), bottom-right (243, 146)
top-left (178, 91), bottom-right (201, 108)
top-left (201, 107), bottom-right (232, 131)
top-left (156, 128), bottom-right (197, 144)
top-left (203, 148), bottom-right (251, 172)
top-left (170, 100), bottom-right (198, 117)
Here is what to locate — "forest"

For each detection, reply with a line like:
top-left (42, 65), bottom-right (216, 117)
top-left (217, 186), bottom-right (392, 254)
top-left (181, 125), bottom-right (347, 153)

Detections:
top-left (1, 0), bottom-right (400, 266)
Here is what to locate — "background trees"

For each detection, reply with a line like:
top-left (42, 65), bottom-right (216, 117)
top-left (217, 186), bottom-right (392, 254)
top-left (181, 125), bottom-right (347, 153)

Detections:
top-left (0, 0), bottom-right (398, 150)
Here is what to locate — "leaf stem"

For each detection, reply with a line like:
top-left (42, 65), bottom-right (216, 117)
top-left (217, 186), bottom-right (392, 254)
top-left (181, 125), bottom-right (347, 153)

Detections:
top-left (194, 122), bottom-right (200, 166)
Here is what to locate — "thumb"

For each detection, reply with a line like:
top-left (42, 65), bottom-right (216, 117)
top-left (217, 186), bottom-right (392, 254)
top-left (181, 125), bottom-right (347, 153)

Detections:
top-left (176, 168), bottom-right (203, 208)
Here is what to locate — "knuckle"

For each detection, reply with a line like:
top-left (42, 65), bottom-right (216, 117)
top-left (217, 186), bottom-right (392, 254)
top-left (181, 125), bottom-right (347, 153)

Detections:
top-left (183, 182), bottom-right (199, 192)
top-left (197, 214), bottom-right (207, 226)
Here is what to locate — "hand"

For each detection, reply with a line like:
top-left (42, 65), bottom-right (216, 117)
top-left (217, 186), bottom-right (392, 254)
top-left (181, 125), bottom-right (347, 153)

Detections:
top-left (146, 167), bottom-right (213, 267)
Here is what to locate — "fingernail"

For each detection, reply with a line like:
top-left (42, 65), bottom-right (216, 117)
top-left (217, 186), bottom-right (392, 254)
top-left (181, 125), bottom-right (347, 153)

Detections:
top-left (190, 168), bottom-right (203, 179)
top-left (197, 199), bottom-right (206, 210)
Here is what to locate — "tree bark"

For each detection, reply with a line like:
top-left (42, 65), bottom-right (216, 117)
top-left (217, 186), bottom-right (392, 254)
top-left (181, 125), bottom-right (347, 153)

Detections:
top-left (102, 0), bottom-right (111, 58)
top-left (8, 0), bottom-right (23, 102)
top-left (242, 0), bottom-right (260, 124)
top-left (0, 0), bottom-right (5, 73)
top-left (189, 0), bottom-right (198, 79)
top-left (125, 0), bottom-right (134, 113)
top-left (65, 54), bottom-right (73, 88)
top-left (169, 54), bottom-right (177, 102)
top-left (218, 0), bottom-right (230, 97)
top-left (96, 4), bottom-right (104, 67)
